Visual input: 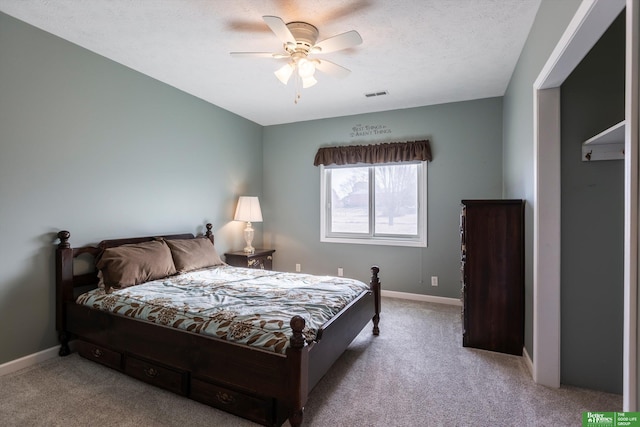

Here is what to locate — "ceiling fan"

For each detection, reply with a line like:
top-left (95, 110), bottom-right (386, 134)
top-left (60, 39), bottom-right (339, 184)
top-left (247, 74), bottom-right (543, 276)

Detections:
top-left (230, 16), bottom-right (363, 102)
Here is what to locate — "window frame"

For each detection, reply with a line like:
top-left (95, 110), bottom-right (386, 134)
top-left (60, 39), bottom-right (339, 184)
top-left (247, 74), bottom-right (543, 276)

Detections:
top-left (320, 161), bottom-right (428, 247)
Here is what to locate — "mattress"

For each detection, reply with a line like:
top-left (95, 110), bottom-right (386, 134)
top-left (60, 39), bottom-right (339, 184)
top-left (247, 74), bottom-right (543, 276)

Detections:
top-left (76, 265), bottom-right (370, 354)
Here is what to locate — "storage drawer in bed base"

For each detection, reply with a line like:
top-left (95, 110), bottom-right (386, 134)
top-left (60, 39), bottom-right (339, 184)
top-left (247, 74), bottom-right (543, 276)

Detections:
top-left (76, 340), bottom-right (188, 397)
top-left (124, 355), bottom-right (189, 396)
top-left (190, 377), bottom-right (275, 425)
top-left (76, 340), bottom-right (122, 370)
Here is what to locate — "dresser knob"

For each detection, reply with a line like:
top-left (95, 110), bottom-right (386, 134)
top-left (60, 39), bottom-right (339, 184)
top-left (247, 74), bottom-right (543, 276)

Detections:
top-left (144, 367), bottom-right (158, 378)
top-left (92, 348), bottom-right (103, 358)
top-left (216, 391), bottom-right (236, 405)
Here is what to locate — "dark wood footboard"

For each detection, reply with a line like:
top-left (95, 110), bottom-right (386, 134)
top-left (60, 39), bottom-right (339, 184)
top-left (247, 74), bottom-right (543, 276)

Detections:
top-left (55, 227), bottom-right (381, 426)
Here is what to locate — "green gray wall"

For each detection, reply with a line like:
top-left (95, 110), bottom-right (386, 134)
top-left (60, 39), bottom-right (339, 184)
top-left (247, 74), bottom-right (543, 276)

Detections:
top-left (0, 12), bottom-right (263, 365)
top-left (262, 98), bottom-right (503, 294)
top-left (560, 12), bottom-right (625, 393)
top-left (502, 0), bottom-right (582, 363)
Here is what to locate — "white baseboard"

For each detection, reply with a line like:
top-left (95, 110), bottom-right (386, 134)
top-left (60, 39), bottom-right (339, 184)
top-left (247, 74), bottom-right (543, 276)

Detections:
top-left (523, 345), bottom-right (534, 378)
top-left (381, 290), bottom-right (462, 306)
top-left (0, 345), bottom-right (60, 377)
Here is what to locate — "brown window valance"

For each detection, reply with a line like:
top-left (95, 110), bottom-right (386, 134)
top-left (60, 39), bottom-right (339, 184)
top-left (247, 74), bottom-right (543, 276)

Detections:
top-left (313, 140), bottom-right (432, 166)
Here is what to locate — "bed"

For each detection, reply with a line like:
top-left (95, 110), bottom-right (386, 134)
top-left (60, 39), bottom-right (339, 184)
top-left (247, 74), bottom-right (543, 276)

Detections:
top-left (55, 224), bottom-right (381, 426)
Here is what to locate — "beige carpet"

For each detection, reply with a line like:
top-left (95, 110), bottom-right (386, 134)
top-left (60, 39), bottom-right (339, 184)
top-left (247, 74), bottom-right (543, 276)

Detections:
top-left (0, 298), bottom-right (621, 426)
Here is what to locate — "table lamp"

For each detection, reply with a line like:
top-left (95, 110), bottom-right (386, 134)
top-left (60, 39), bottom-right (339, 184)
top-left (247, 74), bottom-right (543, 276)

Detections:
top-left (234, 196), bottom-right (263, 253)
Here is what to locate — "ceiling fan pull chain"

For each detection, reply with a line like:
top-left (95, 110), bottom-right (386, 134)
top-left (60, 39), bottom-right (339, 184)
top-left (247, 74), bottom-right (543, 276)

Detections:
top-left (294, 73), bottom-right (301, 104)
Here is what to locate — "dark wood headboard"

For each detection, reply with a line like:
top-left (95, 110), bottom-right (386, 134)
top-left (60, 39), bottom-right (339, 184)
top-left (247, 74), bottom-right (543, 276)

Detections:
top-left (55, 223), bottom-right (214, 334)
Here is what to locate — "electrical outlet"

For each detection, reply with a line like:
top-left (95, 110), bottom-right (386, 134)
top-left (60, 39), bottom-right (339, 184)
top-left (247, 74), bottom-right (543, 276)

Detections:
top-left (295, 263), bottom-right (301, 272)
top-left (338, 267), bottom-right (344, 277)
top-left (431, 276), bottom-right (438, 286)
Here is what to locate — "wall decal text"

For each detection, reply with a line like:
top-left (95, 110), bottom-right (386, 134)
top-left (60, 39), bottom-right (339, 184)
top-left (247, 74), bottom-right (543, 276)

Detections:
top-left (350, 124), bottom-right (392, 138)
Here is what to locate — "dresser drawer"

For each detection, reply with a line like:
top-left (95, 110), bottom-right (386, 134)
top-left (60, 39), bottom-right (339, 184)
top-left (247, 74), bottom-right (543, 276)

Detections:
top-left (76, 340), bottom-right (122, 370)
top-left (191, 378), bottom-right (274, 425)
top-left (124, 356), bottom-right (188, 395)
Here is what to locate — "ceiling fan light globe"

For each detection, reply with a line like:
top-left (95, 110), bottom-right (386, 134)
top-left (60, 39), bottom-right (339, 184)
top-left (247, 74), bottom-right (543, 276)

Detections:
top-left (274, 63), bottom-right (294, 85)
top-left (297, 58), bottom-right (316, 78)
top-left (302, 75), bottom-right (318, 88)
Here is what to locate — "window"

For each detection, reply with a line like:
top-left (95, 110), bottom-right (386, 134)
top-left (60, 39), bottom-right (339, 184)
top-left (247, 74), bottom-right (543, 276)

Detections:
top-left (320, 161), bottom-right (427, 247)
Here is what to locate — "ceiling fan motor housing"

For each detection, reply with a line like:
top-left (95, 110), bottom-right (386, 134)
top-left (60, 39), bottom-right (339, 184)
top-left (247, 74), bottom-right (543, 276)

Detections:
top-left (285, 22), bottom-right (319, 54)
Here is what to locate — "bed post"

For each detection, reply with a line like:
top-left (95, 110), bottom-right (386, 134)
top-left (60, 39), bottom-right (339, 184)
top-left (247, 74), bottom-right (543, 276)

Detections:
top-left (205, 223), bottom-right (214, 245)
top-left (371, 266), bottom-right (381, 335)
top-left (287, 315), bottom-right (309, 427)
top-left (56, 230), bottom-right (73, 356)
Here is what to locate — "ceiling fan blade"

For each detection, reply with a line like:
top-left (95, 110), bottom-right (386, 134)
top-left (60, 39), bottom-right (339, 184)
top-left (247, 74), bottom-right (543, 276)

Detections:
top-left (314, 59), bottom-right (351, 78)
top-left (230, 52), bottom-right (288, 59)
top-left (226, 19), bottom-right (272, 33)
top-left (313, 30), bottom-right (362, 54)
top-left (263, 15), bottom-right (296, 46)
top-left (320, 0), bottom-right (373, 22)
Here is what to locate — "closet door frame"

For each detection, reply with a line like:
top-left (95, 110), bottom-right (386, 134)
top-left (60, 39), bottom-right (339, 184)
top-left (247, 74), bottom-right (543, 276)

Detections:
top-left (532, 0), bottom-right (637, 410)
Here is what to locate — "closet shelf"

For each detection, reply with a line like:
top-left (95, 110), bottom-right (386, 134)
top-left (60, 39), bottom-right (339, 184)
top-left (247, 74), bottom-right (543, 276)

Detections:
top-left (581, 120), bottom-right (625, 161)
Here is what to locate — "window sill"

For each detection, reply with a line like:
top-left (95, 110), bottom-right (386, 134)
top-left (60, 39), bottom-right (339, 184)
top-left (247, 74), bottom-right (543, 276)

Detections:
top-left (321, 236), bottom-right (427, 248)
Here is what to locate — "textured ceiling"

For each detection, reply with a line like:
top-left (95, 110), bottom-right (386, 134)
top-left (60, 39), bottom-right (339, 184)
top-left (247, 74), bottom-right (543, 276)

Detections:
top-left (0, 0), bottom-right (541, 126)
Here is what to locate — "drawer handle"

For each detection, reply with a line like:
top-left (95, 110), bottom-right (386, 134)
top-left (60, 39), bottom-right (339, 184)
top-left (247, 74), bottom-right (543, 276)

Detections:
top-left (216, 391), bottom-right (236, 405)
top-left (144, 367), bottom-right (159, 378)
top-left (92, 348), bottom-right (103, 358)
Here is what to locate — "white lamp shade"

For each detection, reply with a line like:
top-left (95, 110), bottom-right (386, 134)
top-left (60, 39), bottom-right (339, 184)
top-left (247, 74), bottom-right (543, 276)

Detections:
top-left (274, 63), bottom-right (294, 85)
top-left (234, 196), bottom-right (263, 222)
top-left (301, 75), bottom-right (318, 88)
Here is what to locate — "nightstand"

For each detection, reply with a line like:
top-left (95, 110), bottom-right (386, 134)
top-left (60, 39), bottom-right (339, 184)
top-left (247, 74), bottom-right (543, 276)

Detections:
top-left (224, 249), bottom-right (275, 270)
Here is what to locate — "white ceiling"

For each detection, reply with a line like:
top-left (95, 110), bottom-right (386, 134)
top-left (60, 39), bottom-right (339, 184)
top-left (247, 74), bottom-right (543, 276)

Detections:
top-left (0, 0), bottom-right (542, 126)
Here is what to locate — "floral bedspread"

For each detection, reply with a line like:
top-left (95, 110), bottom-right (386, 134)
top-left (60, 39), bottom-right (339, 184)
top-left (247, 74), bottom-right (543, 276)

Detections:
top-left (76, 265), bottom-right (370, 354)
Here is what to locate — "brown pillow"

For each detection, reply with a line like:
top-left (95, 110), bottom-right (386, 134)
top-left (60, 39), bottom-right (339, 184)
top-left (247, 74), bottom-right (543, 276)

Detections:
top-left (96, 240), bottom-right (176, 291)
top-left (165, 238), bottom-right (224, 273)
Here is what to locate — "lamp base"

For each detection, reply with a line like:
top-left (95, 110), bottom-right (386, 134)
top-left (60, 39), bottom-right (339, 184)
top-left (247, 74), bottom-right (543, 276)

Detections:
top-left (243, 222), bottom-right (255, 254)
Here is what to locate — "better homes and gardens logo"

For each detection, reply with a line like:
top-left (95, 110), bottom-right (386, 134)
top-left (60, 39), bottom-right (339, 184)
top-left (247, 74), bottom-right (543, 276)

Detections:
top-left (583, 412), bottom-right (640, 427)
